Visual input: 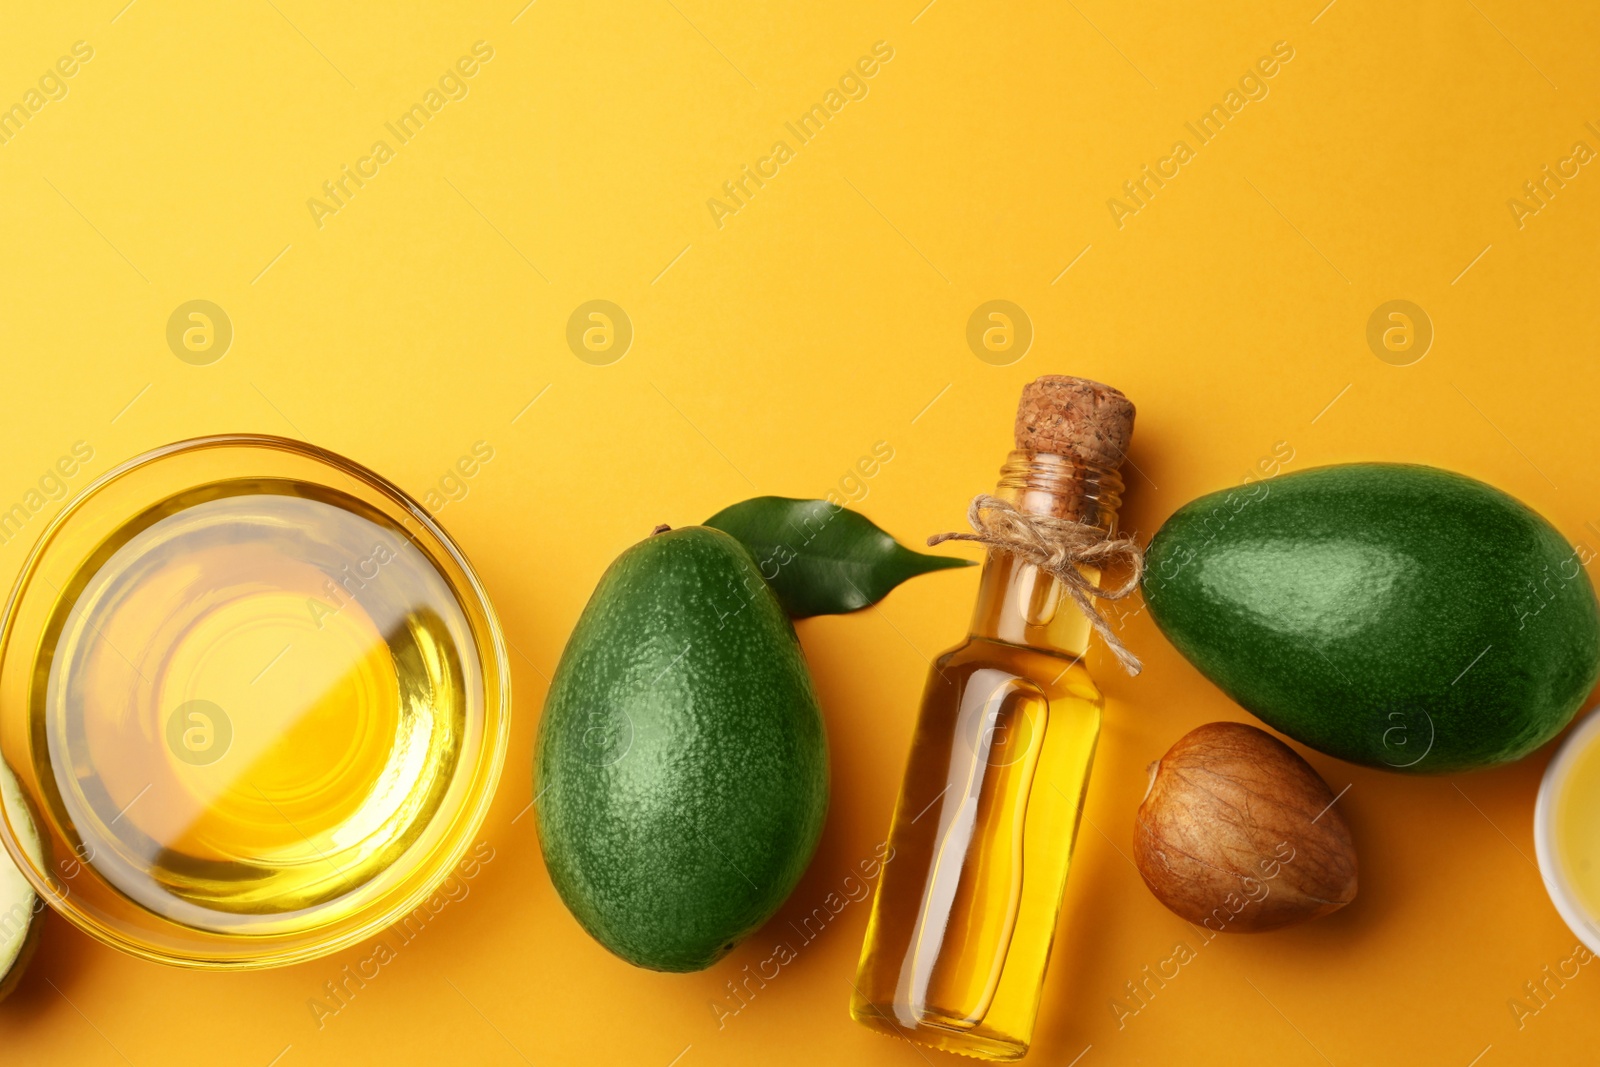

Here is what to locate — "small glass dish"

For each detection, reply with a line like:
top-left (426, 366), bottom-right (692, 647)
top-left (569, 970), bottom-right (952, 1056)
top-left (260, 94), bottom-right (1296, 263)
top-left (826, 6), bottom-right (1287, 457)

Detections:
top-left (0, 435), bottom-right (509, 969)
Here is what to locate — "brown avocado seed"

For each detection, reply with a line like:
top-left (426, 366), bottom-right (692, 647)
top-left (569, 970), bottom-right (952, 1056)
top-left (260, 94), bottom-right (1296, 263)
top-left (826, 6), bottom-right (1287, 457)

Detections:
top-left (1133, 721), bottom-right (1358, 933)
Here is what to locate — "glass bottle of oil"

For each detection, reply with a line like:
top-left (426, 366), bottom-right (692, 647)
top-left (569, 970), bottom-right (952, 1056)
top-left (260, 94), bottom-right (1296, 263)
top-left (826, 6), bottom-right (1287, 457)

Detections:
top-left (850, 376), bottom-right (1136, 1061)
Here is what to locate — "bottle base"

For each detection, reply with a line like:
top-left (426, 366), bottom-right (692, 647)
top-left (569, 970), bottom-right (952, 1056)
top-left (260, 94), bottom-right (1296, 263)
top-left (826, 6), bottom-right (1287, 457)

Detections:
top-left (849, 1000), bottom-right (1028, 1062)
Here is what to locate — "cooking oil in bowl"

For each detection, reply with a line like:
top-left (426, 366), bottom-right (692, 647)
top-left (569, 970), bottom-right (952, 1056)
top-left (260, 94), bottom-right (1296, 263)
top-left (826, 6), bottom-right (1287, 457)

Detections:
top-left (48, 485), bottom-right (473, 923)
top-left (0, 437), bottom-right (508, 968)
top-left (1537, 706), bottom-right (1600, 952)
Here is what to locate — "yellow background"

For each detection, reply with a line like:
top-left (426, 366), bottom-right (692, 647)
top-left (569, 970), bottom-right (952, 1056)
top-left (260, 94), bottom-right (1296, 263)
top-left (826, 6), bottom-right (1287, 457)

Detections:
top-left (1, 0), bottom-right (1598, 1063)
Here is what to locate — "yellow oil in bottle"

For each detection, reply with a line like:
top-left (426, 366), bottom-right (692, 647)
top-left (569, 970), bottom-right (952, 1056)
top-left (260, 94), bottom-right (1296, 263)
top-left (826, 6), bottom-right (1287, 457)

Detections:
top-left (851, 550), bottom-right (1104, 1060)
top-left (852, 377), bottom-right (1136, 1061)
top-left (37, 481), bottom-right (476, 927)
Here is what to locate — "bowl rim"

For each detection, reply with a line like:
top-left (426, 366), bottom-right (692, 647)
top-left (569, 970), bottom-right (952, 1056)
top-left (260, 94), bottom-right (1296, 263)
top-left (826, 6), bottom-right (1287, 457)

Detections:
top-left (1534, 702), bottom-right (1600, 956)
top-left (0, 433), bottom-right (511, 969)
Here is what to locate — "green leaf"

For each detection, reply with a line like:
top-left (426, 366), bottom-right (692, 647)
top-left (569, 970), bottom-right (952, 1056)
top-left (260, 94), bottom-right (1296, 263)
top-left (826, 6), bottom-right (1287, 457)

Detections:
top-left (705, 496), bottom-right (975, 618)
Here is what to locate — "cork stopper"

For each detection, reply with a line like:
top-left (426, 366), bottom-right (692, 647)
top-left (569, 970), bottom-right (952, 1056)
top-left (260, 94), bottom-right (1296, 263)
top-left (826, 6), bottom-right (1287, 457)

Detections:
top-left (1014, 375), bottom-right (1135, 469)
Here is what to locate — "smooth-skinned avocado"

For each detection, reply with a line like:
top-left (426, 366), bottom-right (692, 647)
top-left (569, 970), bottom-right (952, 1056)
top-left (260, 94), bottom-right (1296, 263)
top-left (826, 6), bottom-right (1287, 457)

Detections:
top-left (535, 526), bottom-right (828, 971)
top-left (1143, 463), bottom-right (1600, 773)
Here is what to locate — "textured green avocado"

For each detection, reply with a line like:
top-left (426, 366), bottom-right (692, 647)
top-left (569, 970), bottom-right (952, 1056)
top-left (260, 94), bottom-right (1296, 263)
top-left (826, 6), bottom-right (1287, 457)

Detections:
top-left (1143, 464), bottom-right (1600, 772)
top-left (535, 527), bottom-right (828, 971)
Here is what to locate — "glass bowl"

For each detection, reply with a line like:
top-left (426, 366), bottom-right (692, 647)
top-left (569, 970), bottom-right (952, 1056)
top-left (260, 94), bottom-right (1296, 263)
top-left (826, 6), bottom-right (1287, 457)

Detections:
top-left (0, 435), bottom-right (509, 968)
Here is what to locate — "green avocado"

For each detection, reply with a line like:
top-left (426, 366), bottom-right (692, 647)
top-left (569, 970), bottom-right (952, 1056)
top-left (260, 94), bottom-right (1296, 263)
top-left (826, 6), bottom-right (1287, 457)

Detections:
top-left (534, 527), bottom-right (828, 971)
top-left (1143, 464), bottom-right (1600, 772)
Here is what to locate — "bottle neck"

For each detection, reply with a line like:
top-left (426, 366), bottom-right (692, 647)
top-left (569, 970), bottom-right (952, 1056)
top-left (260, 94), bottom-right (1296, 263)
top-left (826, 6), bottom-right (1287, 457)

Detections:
top-left (968, 451), bottom-right (1124, 656)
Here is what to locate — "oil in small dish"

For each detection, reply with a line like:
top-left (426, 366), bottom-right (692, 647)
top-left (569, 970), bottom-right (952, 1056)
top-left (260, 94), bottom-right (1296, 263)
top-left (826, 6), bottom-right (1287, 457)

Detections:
top-left (1551, 728), bottom-right (1600, 922)
top-left (41, 481), bottom-right (479, 928)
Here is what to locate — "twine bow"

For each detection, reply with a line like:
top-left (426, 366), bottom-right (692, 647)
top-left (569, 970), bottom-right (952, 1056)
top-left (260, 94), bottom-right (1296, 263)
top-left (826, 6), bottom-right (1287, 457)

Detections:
top-left (928, 493), bottom-right (1145, 675)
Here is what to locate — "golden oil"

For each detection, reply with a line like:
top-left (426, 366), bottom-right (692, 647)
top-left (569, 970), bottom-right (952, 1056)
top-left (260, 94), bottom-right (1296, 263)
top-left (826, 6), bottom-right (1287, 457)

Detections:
top-left (1552, 724), bottom-right (1600, 919)
top-left (852, 376), bottom-right (1135, 1061)
top-left (38, 480), bottom-right (475, 926)
top-left (850, 553), bottom-right (1104, 1059)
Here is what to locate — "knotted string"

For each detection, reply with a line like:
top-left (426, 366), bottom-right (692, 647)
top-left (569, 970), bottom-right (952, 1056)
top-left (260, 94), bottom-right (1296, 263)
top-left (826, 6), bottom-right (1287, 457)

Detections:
top-left (928, 493), bottom-right (1144, 675)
